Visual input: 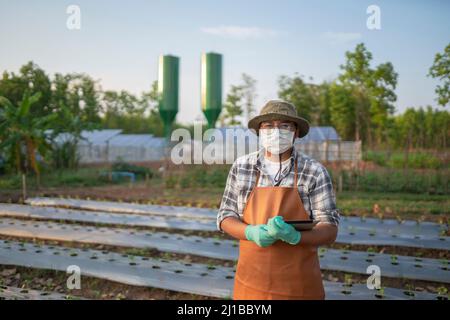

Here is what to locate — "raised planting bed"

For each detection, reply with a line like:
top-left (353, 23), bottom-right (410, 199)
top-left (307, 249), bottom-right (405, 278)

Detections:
top-left (0, 218), bottom-right (448, 284)
top-left (0, 239), bottom-right (446, 300)
top-left (1, 204), bottom-right (448, 250)
top-left (0, 285), bottom-right (83, 300)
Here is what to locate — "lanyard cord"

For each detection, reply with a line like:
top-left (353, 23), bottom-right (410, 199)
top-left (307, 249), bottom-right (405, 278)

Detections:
top-left (273, 153), bottom-right (283, 186)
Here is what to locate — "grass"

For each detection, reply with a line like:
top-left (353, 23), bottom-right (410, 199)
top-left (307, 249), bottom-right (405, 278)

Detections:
top-left (0, 168), bottom-right (122, 189)
top-left (337, 191), bottom-right (450, 217)
top-left (1, 165), bottom-right (448, 220)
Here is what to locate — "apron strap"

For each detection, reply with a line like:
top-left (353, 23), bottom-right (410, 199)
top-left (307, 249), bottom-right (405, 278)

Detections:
top-left (255, 167), bottom-right (260, 187)
top-left (255, 152), bottom-right (298, 188)
top-left (294, 157), bottom-right (298, 186)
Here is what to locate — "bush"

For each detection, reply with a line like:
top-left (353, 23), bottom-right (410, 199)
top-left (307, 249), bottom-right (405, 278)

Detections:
top-left (111, 161), bottom-right (154, 179)
top-left (330, 168), bottom-right (449, 194)
top-left (364, 150), bottom-right (443, 169)
top-left (386, 153), bottom-right (441, 169)
top-left (363, 151), bottom-right (387, 167)
top-left (163, 166), bottom-right (229, 189)
top-left (51, 140), bottom-right (80, 169)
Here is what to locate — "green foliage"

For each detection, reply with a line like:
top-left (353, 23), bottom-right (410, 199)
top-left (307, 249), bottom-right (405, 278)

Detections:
top-left (331, 168), bottom-right (449, 194)
top-left (428, 43), bottom-right (450, 107)
top-left (221, 84), bottom-right (244, 126)
top-left (165, 166), bottom-right (229, 189)
top-left (387, 153), bottom-right (441, 169)
top-left (51, 140), bottom-right (80, 170)
top-left (0, 91), bottom-right (56, 179)
top-left (111, 160), bottom-right (154, 179)
top-left (363, 150), bottom-right (443, 169)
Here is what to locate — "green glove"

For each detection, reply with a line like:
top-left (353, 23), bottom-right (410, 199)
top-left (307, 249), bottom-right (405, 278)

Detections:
top-left (267, 216), bottom-right (301, 245)
top-left (245, 224), bottom-right (278, 247)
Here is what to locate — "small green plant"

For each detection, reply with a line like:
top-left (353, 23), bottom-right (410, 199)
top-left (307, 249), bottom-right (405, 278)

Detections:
top-left (344, 274), bottom-right (353, 287)
top-left (390, 255), bottom-right (398, 265)
top-left (207, 262), bottom-right (216, 270)
top-left (404, 284), bottom-right (415, 297)
top-left (375, 287), bottom-right (385, 299)
top-left (437, 286), bottom-right (448, 296)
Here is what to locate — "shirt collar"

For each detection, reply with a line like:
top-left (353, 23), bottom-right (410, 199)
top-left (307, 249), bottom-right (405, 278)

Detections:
top-left (256, 147), bottom-right (298, 184)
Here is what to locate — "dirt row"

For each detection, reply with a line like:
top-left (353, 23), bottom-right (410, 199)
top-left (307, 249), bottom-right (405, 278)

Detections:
top-left (1, 216), bottom-right (448, 260)
top-left (1, 235), bottom-right (449, 297)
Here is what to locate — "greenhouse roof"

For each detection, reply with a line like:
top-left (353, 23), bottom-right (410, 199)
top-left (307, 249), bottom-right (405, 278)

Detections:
top-left (300, 126), bottom-right (340, 143)
top-left (108, 134), bottom-right (166, 147)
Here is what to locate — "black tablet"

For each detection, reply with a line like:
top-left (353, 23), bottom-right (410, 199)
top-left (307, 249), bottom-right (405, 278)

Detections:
top-left (285, 220), bottom-right (319, 231)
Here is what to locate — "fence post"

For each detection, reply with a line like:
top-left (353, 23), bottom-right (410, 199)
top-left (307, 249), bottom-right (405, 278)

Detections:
top-left (22, 174), bottom-right (26, 202)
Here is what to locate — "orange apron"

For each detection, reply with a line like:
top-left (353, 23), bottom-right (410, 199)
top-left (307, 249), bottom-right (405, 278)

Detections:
top-left (233, 159), bottom-right (325, 300)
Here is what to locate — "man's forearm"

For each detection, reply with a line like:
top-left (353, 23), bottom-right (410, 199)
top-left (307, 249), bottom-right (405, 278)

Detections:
top-left (296, 223), bottom-right (338, 246)
top-left (220, 216), bottom-right (248, 240)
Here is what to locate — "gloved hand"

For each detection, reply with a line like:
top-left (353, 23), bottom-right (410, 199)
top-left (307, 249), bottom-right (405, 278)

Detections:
top-left (267, 216), bottom-right (301, 245)
top-left (245, 224), bottom-right (278, 247)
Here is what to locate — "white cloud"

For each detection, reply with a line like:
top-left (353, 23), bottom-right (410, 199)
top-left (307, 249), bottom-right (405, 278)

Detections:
top-left (322, 31), bottom-right (362, 45)
top-left (201, 25), bottom-right (277, 39)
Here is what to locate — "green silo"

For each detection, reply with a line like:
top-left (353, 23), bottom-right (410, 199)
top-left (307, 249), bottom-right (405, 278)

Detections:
top-left (201, 52), bottom-right (222, 129)
top-left (158, 55), bottom-right (179, 137)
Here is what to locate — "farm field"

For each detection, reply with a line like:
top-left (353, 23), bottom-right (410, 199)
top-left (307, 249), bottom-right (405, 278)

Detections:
top-left (0, 194), bottom-right (448, 300)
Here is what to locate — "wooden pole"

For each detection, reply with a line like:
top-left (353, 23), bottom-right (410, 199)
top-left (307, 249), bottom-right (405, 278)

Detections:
top-left (22, 174), bottom-right (26, 203)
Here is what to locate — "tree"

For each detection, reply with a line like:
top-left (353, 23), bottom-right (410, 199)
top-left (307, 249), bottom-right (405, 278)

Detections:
top-left (221, 85), bottom-right (244, 126)
top-left (0, 61), bottom-right (52, 118)
top-left (0, 92), bottom-right (57, 187)
top-left (278, 74), bottom-right (318, 123)
top-left (241, 73), bottom-right (257, 124)
top-left (316, 81), bottom-right (333, 126)
top-left (51, 73), bottom-right (102, 124)
top-left (390, 107), bottom-right (449, 150)
top-left (429, 43), bottom-right (450, 107)
top-left (337, 43), bottom-right (398, 147)
top-left (100, 81), bottom-right (166, 135)
top-left (329, 82), bottom-right (359, 141)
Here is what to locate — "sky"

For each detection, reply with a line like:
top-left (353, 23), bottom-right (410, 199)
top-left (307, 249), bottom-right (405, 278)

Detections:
top-left (0, 0), bottom-right (449, 125)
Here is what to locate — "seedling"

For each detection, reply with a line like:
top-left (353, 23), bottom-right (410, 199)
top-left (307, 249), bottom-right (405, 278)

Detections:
top-left (360, 247), bottom-right (370, 258)
top-left (162, 252), bottom-right (172, 260)
top-left (344, 274), bottom-right (353, 287)
top-left (348, 225), bottom-right (356, 236)
top-left (69, 251), bottom-right (78, 257)
top-left (369, 228), bottom-right (376, 237)
top-left (403, 284), bottom-right (415, 297)
top-left (375, 287), bottom-right (385, 299)
top-left (207, 262), bottom-right (216, 270)
top-left (436, 287), bottom-right (448, 300)
top-left (390, 255), bottom-right (398, 265)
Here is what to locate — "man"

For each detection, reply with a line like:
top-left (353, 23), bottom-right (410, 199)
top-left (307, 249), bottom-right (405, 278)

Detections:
top-left (217, 100), bottom-right (340, 300)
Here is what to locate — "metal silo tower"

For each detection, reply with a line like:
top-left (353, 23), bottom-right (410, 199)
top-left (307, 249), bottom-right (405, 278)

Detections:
top-left (158, 54), bottom-right (179, 138)
top-left (201, 52), bottom-right (222, 129)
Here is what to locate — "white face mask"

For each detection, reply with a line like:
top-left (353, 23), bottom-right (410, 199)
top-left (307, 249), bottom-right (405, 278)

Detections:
top-left (259, 128), bottom-right (295, 154)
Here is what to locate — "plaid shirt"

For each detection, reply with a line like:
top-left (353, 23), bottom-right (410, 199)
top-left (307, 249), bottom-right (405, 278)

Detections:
top-left (217, 148), bottom-right (340, 232)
